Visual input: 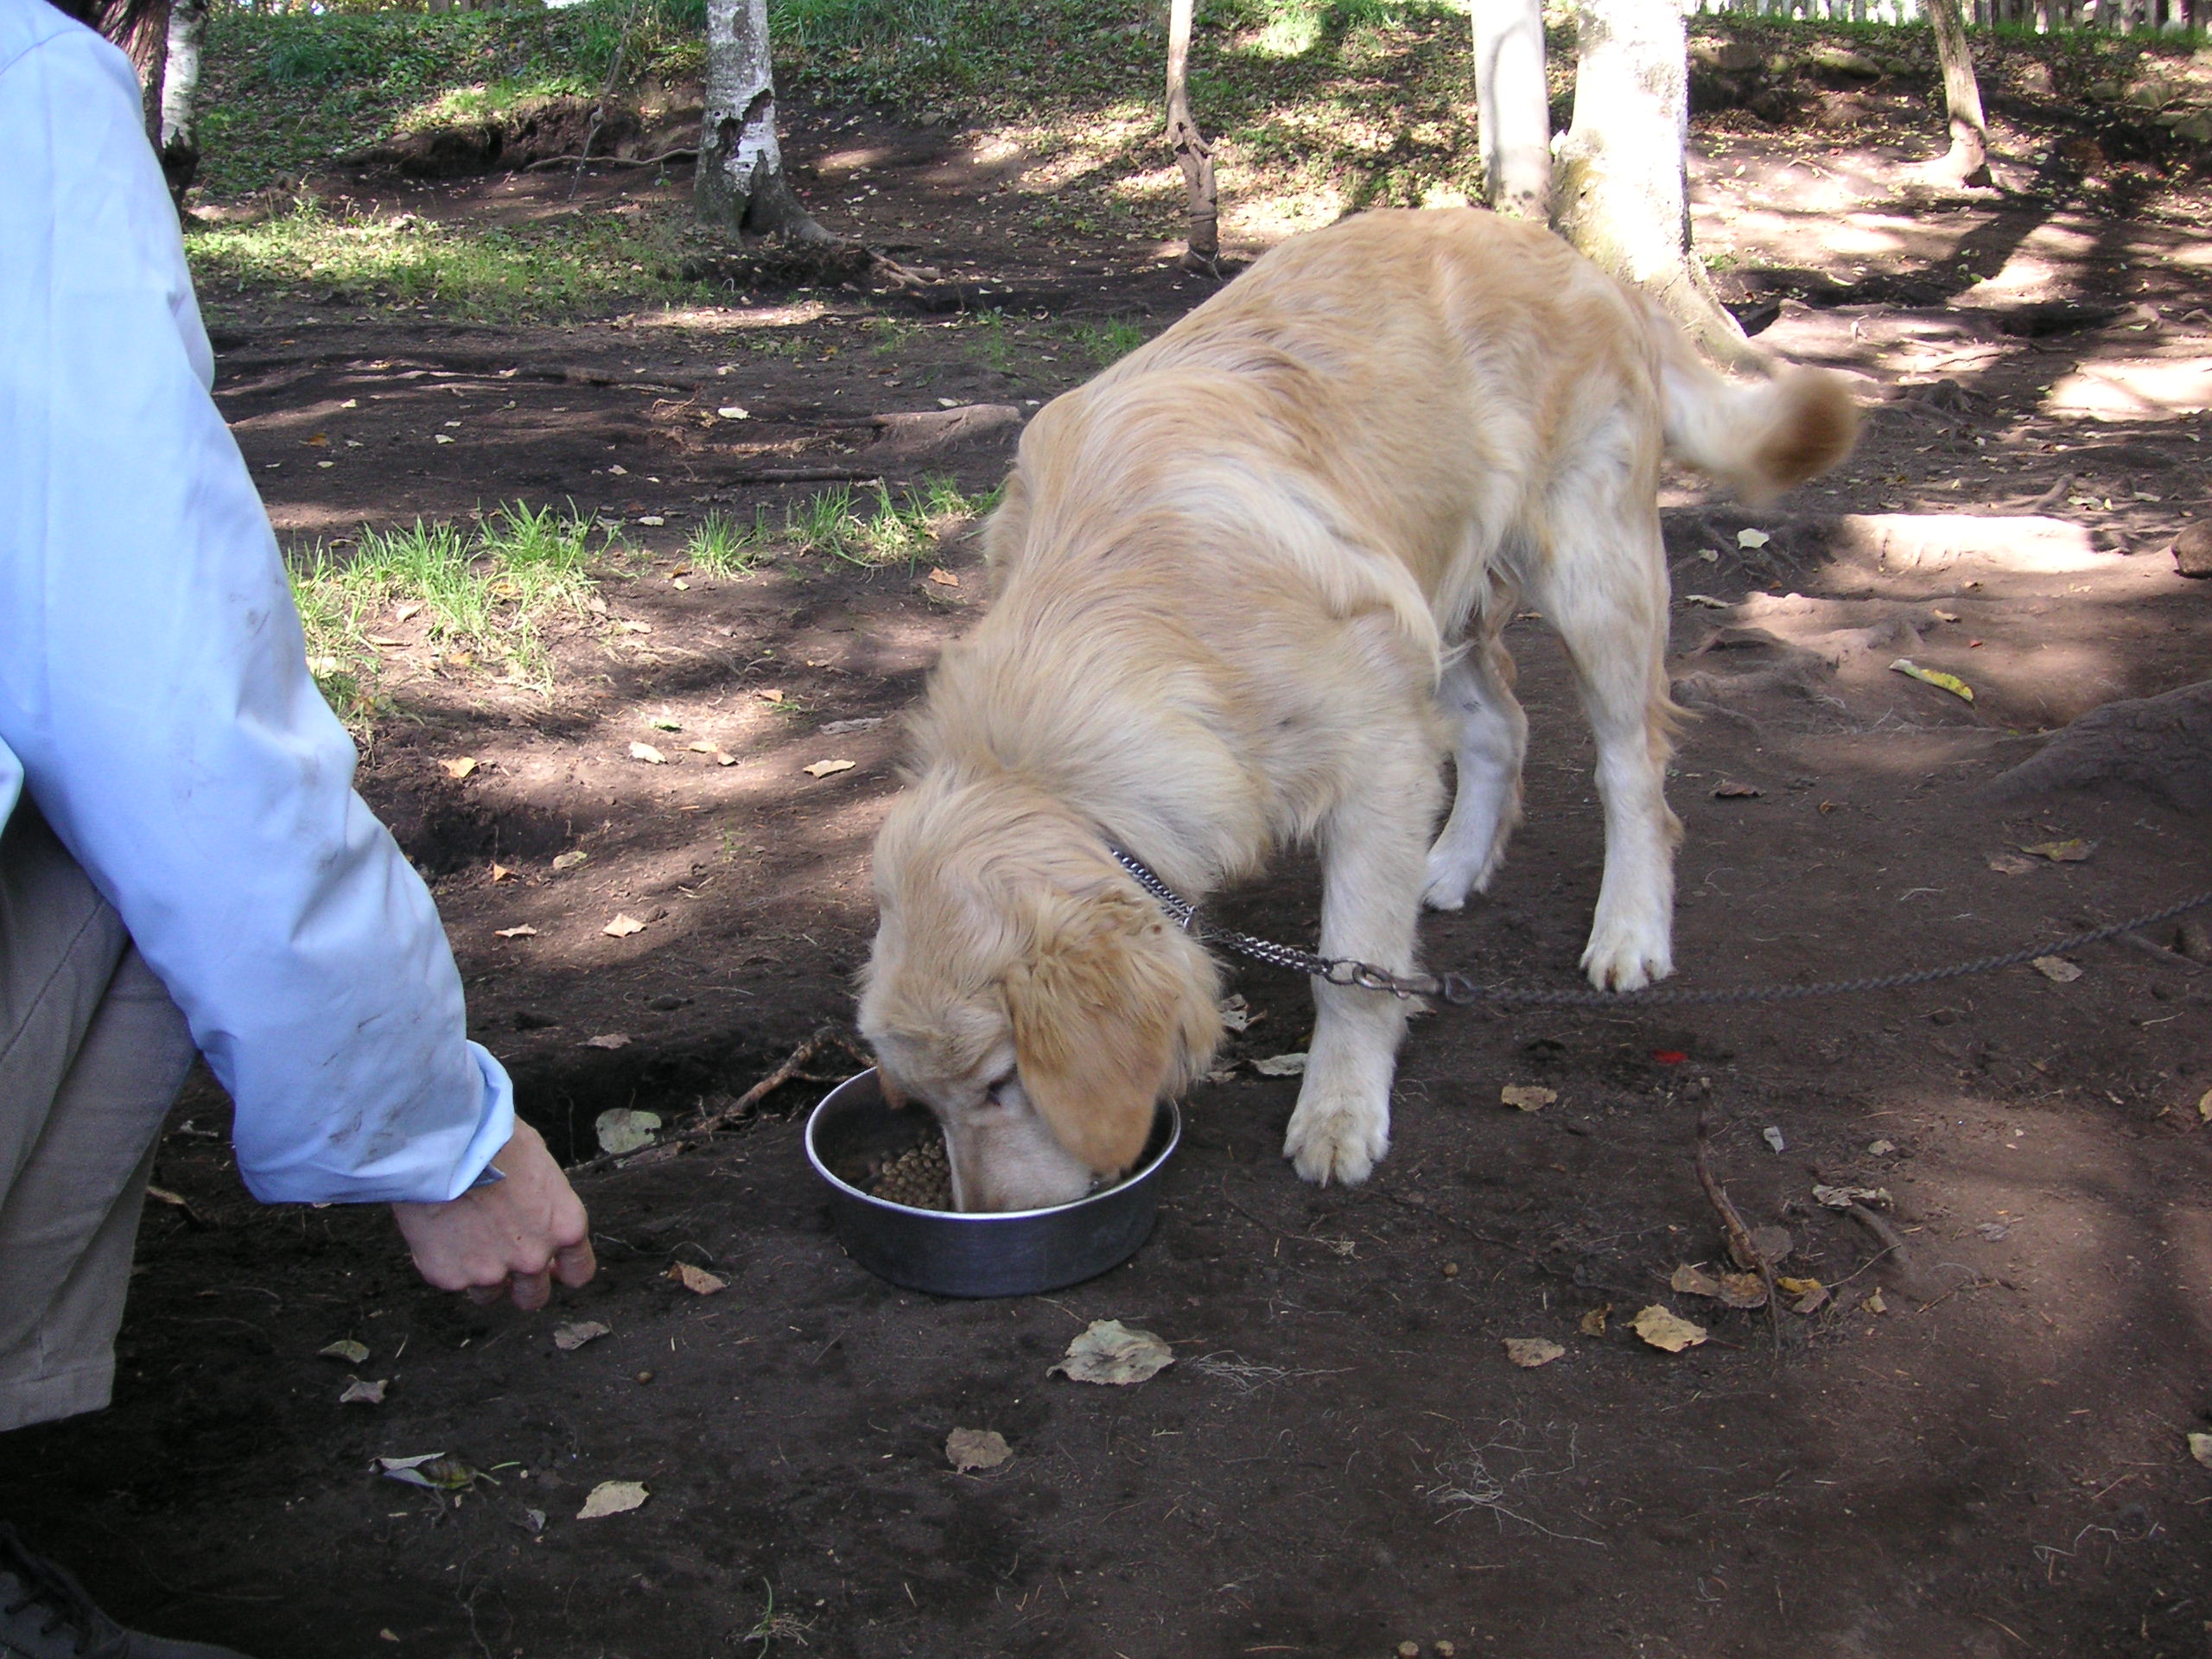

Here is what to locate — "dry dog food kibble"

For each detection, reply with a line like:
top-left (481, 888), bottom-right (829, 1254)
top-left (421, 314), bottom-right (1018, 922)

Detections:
top-left (872, 1135), bottom-right (952, 1210)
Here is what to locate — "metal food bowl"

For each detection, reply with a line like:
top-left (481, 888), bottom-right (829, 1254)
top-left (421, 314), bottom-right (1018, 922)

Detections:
top-left (804, 1069), bottom-right (1180, 1298)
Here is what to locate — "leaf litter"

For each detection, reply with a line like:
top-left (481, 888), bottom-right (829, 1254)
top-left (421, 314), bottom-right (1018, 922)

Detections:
top-left (1049, 1320), bottom-right (1173, 1385)
top-left (945, 1428), bottom-right (1011, 1472)
top-left (594, 1108), bottom-right (660, 1156)
top-left (1631, 1306), bottom-right (1707, 1352)
top-left (1503, 1338), bottom-right (1564, 1369)
top-left (553, 1321), bottom-right (611, 1351)
top-left (576, 1480), bottom-right (648, 1519)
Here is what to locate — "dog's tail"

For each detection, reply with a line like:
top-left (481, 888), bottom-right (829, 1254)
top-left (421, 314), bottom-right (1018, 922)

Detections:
top-left (1655, 330), bottom-right (1859, 505)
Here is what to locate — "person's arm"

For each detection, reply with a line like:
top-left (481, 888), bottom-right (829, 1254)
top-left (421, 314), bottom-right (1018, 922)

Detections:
top-left (0, 16), bottom-right (518, 1217)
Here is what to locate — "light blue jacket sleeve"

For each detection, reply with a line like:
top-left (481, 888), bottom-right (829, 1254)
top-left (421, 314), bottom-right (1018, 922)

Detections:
top-left (0, 2), bottom-right (513, 1205)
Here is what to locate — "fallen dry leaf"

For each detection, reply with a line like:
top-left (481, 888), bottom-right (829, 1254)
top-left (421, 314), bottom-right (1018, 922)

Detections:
top-left (1501, 1084), bottom-right (1556, 1113)
top-left (552, 849), bottom-right (588, 872)
top-left (318, 1339), bottom-right (369, 1365)
top-left (1789, 1285), bottom-right (1831, 1316)
top-left (1986, 852), bottom-right (2038, 876)
top-left (1712, 780), bottom-right (1764, 799)
top-left (494, 925), bottom-right (538, 939)
top-left (1864, 1289), bottom-right (1888, 1315)
top-left (2022, 838), bottom-right (2096, 863)
top-left (339, 1376), bottom-right (387, 1405)
top-left (1889, 658), bottom-right (1974, 702)
top-left (491, 863), bottom-right (513, 882)
top-left (594, 1108), bottom-right (660, 1156)
top-left (627, 742), bottom-right (667, 766)
top-left (554, 1321), bottom-right (612, 1352)
top-left (1217, 995), bottom-right (1255, 1033)
top-left (1252, 1052), bottom-right (1308, 1077)
top-left (1632, 1306), bottom-right (1707, 1353)
top-left (441, 757), bottom-right (477, 780)
top-left (2189, 1432), bottom-right (2212, 1470)
top-left (666, 1263), bottom-right (727, 1296)
top-left (1736, 527), bottom-right (1771, 549)
top-left (376, 1453), bottom-right (479, 1492)
top-left (1503, 1338), bottom-right (1564, 1370)
top-left (2031, 956), bottom-right (2083, 983)
top-left (715, 405), bottom-right (748, 420)
top-left (1716, 1272), bottom-right (1769, 1310)
top-left (686, 740), bottom-right (720, 753)
top-left (2198, 1088), bottom-right (2212, 1123)
top-left (1813, 1185), bottom-right (1890, 1210)
top-left (1776, 1276), bottom-right (1824, 1297)
top-left (927, 568), bottom-right (961, 588)
top-left (804, 759), bottom-right (856, 779)
top-left (602, 914), bottom-right (647, 938)
top-left (1049, 1319), bottom-right (1174, 1386)
top-left (1578, 1305), bottom-right (1611, 1337)
top-left (576, 1480), bottom-right (648, 1520)
top-left (1669, 1263), bottom-right (1721, 1298)
top-left (945, 1427), bottom-right (1012, 1472)
top-left (819, 716), bottom-right (885, 735)
top-left (1747, 1225), bottom-right (1794, 1265)
top-left (754, 687), bottom-right (785, 703)
top-left (638, 515), bottom-right (666, 528)
top-left (581, 1033), bottom-right (632, 1051)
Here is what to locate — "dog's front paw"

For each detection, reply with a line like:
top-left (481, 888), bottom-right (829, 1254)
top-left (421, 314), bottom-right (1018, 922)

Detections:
top-left (1580, 921), bottom-right (1673, 992)
top-left (1282, 1089), bottom-right (1389, 1186)
top-left (1422, 843), bottom-right (1502, 912)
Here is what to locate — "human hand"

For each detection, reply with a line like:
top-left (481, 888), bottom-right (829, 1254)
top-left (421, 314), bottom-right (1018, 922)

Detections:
top-left (390, 1120), bottom-right (595, 1311)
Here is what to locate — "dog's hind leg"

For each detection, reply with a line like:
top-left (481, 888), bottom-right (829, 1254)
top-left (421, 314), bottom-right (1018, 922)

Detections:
top-left (1422, 632), bottom-right (1528, 911)
top-left (1284, 719), bottom-right (1440, 1187)
top-left (1536, 507), bottom-right (1682, 992)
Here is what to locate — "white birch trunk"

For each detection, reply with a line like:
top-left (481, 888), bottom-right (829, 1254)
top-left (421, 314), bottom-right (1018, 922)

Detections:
top-left (1166, 0), bottom-right (1220, 269)
top-left (158, 0), bottom-right (204, 205)
top-left (1925, 0), bottom-right (1992, 184)
top-left (696, 0), bottom-right (828, 241)
top-left (1550, 0), bottom-right (1755, 367)
top-left (1472, 0), bottom-right (1551, 219)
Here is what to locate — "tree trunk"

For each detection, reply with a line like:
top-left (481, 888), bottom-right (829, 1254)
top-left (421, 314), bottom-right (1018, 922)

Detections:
top-left (158, 0), bottom-right (206, 208)
top-left (1926, 0), bottom-right (1992, 185)
top-left (696, 0), bottom-right (830, 242)
top-left (90, 0), bottom-right (168, 147)
top-left (1166, 0), bottom-right (1219, 271)
top-left (1471, 0), bottom-right (1550, 219)
top-left (1550, 0), bottom-right (1756, 368)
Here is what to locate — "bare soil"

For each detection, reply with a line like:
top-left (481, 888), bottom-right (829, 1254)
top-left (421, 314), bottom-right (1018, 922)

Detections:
top-left (4, 88), bottom-right (2212, 1659)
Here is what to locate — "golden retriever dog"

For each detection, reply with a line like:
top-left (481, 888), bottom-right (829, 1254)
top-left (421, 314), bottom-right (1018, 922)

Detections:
top-left (859, 207), bottom-right (1855, 1211)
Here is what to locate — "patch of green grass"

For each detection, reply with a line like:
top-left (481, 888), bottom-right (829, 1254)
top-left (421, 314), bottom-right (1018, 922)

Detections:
top-left (969, 308), bottom-right (1014, 375)
top-left (289, 503), bottom-right (615, 713)
top-left (861, 315), bottom-right (921, 355)
top-left (685, 509), bottom-right (773, 576)
top-left (774, 477), bottom-right (993, 569)
top-left (186, 198), bottom-right (708, 323)
top-left (1070, 317), bottom-right (1145, 366)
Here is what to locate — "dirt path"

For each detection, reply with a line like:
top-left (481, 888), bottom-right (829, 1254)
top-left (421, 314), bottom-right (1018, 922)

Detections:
top-left (2, 99), bottom-right (2209, 1659)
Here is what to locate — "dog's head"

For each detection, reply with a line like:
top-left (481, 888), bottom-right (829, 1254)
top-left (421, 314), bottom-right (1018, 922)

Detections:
top-left (858, 779), bottom-right (1221, 1212)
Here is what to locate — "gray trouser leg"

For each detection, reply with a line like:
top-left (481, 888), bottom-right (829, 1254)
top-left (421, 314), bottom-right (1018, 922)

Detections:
top-left (0, 802), bottom-right (197, 1432)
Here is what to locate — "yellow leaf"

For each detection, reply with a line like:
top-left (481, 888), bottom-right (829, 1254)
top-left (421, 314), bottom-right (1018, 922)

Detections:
top-left (441, 756), bottom-right (478, 780)
top-left (1889, 658), bottom-right (1974, 702)
top-left (927, 568), bottom-right (961, 588)
top-left (1501, 1084), bottom-right (1556, 1113)
top-left (1578, 1305), bottom-right (1611, 1337)
top-left (1631, 1306), bottom-right (1707, 1353)
top-left (2032, 956), bottom-right (2083, 983)
top-left (494, 925), bottom-right (538, 939)
top-left (804, 759), bottom-right (856, 779)
top-left (666, 1262), bottom-right (727, 1295)
top-left (491, 862), bottom-right (513, 882)
top-left (628, 742), bottom-right (667, 765)
top-left (602, 913), bottom-right (647, 938)
top-left (755, 687), bottom-right (785, 702)
top-left (1777, 1276), bottom-right (1824, 1296)
top-left (2021, 838), bottom-right (2095, 863)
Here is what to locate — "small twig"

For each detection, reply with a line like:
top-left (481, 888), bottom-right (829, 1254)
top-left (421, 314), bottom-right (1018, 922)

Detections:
top-left (1694, 1112), bottom-right (1780, 1356)
top-left (693, 1027), bottom-right (868, 1137)
top-left (524, 146), bottom-right (697, 173)
top-left (2118, 930), bottom-right (2207, 975)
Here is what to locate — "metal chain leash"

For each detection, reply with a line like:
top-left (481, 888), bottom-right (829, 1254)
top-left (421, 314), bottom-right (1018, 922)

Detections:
top-left (1108, 846), bottom-right (2212, 1011)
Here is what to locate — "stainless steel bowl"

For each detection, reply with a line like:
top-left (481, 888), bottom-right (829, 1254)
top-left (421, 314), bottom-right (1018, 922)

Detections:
top-left (804, 1069), bottom-right (1181, 1298)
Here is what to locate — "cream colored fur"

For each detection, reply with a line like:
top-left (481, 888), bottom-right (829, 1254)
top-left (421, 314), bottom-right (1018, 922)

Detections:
top-left (859, 207), bottom-right (1856, 1210)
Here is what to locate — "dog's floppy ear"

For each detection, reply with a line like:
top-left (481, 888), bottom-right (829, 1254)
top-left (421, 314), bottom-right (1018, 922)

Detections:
top-left (1003, 890), bottom-right (1220, 1177)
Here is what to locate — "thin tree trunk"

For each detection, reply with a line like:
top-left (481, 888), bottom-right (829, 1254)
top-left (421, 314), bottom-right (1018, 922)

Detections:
top-left (92, 0), bottom-right (168, 146)
top-left (1472, 0), bottom-right (1551, 219)
top-left (696, 0), bottom-right (830, 242)
top-left (1926, 0), bottom-right (1992, 184)
top-left (1550, 0), bottom-right (1757, 368)
top-left (158, 0), bottom-right (205, 208)
top-left (1166, 0), bottom-right (1219, 271)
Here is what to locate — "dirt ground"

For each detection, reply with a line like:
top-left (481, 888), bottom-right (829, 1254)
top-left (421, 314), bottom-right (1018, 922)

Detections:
top-left (4, 81), bottom-right (2212, 1659)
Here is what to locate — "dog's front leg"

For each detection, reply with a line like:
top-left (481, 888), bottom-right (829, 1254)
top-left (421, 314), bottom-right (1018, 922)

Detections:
top-left (1283, 746), bottom-right (1438, 1187)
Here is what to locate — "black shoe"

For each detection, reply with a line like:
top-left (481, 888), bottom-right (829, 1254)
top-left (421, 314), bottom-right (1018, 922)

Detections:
top-left (0, 1527), bottom-right (253, 1659)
